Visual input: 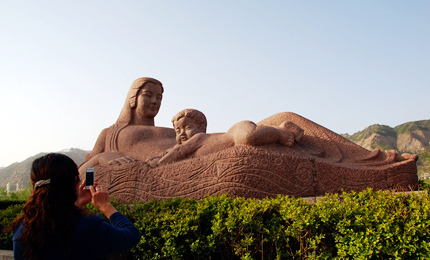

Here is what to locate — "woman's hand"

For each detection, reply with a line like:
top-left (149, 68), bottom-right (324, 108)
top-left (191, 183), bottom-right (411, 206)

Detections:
top-left (89, 185), bottom-right (118, 218)
top-left (75, 179), bottom-right (98, 209)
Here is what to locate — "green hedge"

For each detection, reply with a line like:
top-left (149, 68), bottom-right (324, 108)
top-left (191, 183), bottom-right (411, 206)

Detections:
top-left (0, 204), bottom-right (23, 250)
top-left (2, 189), bottom-right (430, 259)
top-left (0, 200), bottom-right (27, 210)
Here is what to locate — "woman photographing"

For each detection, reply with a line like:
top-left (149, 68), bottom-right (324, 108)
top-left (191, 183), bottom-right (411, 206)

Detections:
top-left (7, 153), bottom-right (140, 260)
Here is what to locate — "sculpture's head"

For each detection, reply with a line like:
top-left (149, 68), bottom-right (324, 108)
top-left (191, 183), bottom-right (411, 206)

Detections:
top-left (117, 77), bottom-right (164, 125)
top-left (172, 109), bottom-right (207, 144)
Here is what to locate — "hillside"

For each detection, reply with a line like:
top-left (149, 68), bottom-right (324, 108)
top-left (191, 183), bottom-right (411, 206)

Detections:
top-left (0, 148), bottom-right (88, 189)
top-left (342, 120), bottom-right (430, 153)
top-left (343, 120), bottom-right (430, 174)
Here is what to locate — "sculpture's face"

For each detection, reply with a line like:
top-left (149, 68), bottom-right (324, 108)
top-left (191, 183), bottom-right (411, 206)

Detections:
top-left (174, 117), bottom-right (204, 144)
top-left (135, 82), bottom-right (163, 118)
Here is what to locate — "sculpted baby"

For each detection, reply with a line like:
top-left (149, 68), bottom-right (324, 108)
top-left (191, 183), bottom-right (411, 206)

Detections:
top-left (146, 109), bottom-right (304, 167)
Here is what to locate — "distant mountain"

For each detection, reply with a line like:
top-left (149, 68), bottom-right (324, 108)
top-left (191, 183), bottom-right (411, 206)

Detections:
top-left (342, 120), bottom-right (430, 174)
top-left (342, 120), bottom-right (430, 153)
top-left (0, 148), bottom-right (89, 189)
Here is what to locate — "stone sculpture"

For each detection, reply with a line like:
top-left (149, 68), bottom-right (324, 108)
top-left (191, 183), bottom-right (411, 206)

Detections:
top-left (79, 77), bottom-right (419, 203)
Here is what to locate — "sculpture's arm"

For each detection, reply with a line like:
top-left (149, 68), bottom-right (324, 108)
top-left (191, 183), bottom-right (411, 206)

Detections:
top-left (106, 155), bottom-right (138, 165)
top-left (85, 128), bottom-right (108, 161)
top-left (156, 148), bottom-right (183, 166)
top-left (145, 157), bottom-right (161, 168)
top-left (79, 152), bottom-right (134, 175)
top-left (144, 147), bottom-right (175, 168)
top-left (157, 134), bottom-right (206, 166)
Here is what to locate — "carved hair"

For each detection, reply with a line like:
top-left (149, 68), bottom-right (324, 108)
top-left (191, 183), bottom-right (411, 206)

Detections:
top-left (6, 153), bottom-right (81, 260)
top-left (171, 109), bottom-right (207, 133)
top-left (116, 77), bottom-right (163, 124)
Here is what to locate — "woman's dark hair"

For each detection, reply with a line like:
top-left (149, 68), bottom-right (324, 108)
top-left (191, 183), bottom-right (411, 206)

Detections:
top-left (6, 153), bottom-right (81, 260)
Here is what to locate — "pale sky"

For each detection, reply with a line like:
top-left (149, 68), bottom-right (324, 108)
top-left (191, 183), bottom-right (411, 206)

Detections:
top-left (1, 1), bottom-right (429, 167)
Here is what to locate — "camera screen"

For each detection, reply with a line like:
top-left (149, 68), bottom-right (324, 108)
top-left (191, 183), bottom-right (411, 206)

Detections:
top-left (86, 172), bottom-right (94, 186)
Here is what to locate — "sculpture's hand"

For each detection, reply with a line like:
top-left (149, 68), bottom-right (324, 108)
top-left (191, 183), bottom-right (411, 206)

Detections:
top-left (108, 156), bottom-right (137, 165)
top-left (145, 157), bottom-right (160, 168)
